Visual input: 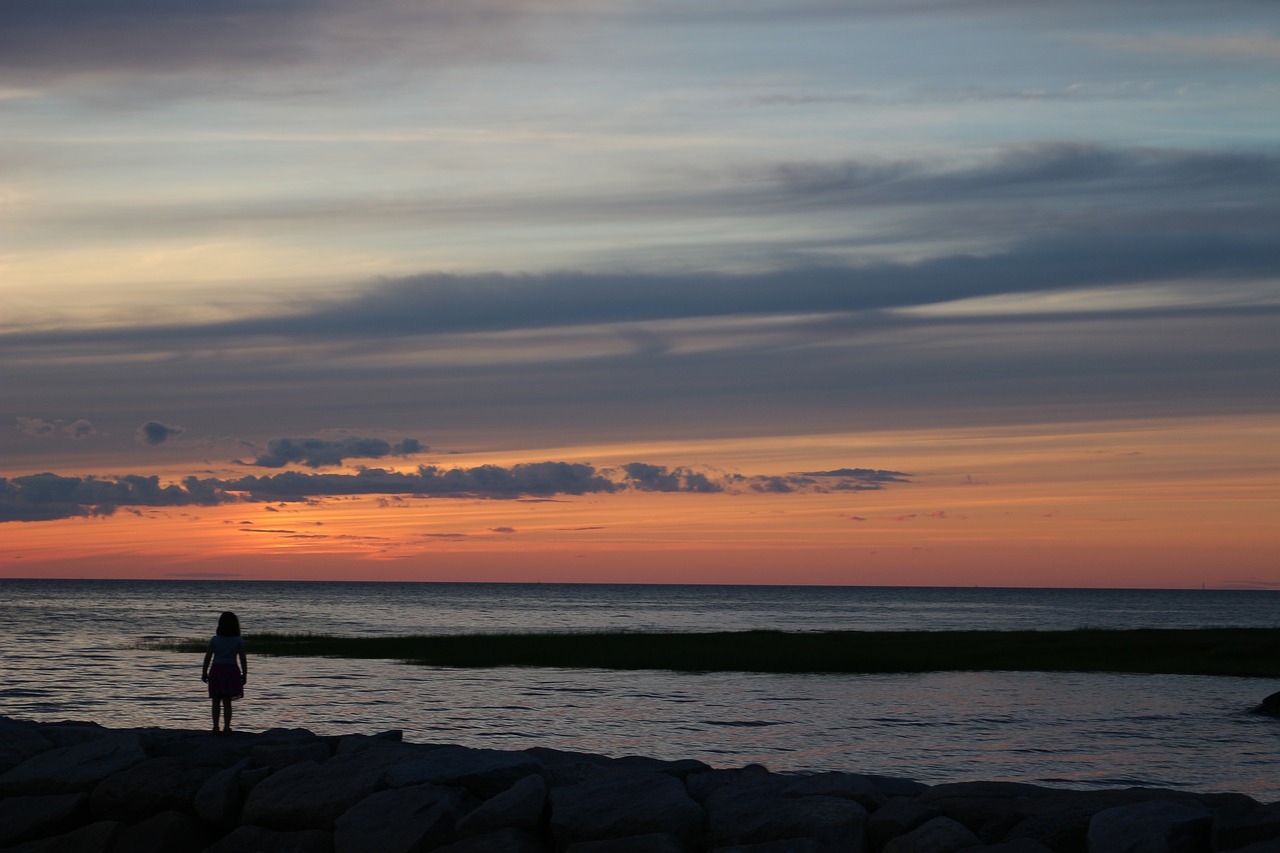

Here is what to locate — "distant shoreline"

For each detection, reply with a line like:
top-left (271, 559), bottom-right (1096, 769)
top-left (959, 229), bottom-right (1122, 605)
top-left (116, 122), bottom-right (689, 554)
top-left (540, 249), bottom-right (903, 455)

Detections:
top-left (149, 627), bottom-right (1280, 678)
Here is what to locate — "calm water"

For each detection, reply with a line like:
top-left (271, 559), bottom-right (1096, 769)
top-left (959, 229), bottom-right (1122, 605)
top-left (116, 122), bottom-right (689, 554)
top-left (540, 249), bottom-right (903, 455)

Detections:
top-left (1, 580), bottom-right (1277, 800)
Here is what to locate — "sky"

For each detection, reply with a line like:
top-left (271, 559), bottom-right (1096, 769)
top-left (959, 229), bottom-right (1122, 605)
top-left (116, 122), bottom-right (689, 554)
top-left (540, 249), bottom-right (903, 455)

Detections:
top-left (2, 0), bottom-right (1278, 587)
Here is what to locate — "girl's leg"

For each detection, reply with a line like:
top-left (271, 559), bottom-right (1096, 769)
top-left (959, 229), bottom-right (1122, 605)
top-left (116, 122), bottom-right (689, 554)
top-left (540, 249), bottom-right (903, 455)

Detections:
top-left (222, 698), bottom-right (233, 732)
top-left (210, 699), bottom-right (220, 732)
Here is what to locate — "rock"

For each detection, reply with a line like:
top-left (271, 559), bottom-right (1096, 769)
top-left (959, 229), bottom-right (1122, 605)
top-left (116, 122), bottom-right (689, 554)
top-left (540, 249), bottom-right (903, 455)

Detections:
top-left (252, 741), bottom-right (332, 771)
top-left (89, 756), bottom-right (222, 821)
top-left (710, 841), bottom-right (830, 853)
top-left (3, 820), bottom-right (120, 853)
top-left (550, 769), bottom-right (704, 848)
top-left (921, 782), bottom-right (1057, 803)
top-left (1250, 690), bottom-right (1280, 717)
top-left (615, 755), bottom-right (713, 779)
top-left (241, 749), bottom-right (395, 831)
top-left (388, 745), bottom-right (545, 798)
top-left (433, 827), bottom-right (546, 853)
top-left (456, 773), bottom-right (548, 837)
top-left (966, 840), bottom-right (1054, 853)
top-left (1231, 841), bottom-right (1280, 853)
top-left (687, 765), bottom-right (774, 803)
top-left (705, 778), bottom-right (867, 852)
top-left (0, 733), bottom-right (146, 796)
top-left (0, 793), bottom-right (88, 847)
top-left (567, 832), bottom-right (690, 852)
top-left (200, 825), bottom-right (333, 853)
top-left (781, 772), bottom-right (891, 811)
top-left (1213, 804), bottom-right (1280, 851)
top-left (916, 782), bottom-right (1052, 842)
top-left (334, 730), bottom-right (403, 756)
top-left (112, 809), bottom-right (209, 853)
top-left (1087, 800), bottom-right (1211, 853)
top-left (882, 816), bottom-right (982, 853)
top-left (867, 798), bottom-right (943, 850)
top-left (33, 722), bottom-right (110, 748)
top-left (0, 718), bottom-right (54, 773)
top-left (333, 782), bottom-right (473, 853)
top-left (193, 757), bottom-right (251, 826)
top-left (238, 764), bottom-right (273, 799)
top-left (525, 747), bottom-right (619, 788)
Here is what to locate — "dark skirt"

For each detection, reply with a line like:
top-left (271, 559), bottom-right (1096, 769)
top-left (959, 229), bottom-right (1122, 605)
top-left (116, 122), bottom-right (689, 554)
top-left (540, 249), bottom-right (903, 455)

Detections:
top-left (208, 662), bottom-right (244, 700)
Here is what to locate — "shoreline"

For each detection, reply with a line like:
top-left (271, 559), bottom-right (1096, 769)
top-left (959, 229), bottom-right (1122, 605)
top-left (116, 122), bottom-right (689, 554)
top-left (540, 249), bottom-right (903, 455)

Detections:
top-left (2, 716), bottom-right (1277, 852)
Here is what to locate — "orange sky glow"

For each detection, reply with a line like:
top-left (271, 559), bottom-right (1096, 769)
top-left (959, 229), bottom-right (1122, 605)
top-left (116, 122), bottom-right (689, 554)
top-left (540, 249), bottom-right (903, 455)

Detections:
top-left (5, 416), bottom-right (1275, 588)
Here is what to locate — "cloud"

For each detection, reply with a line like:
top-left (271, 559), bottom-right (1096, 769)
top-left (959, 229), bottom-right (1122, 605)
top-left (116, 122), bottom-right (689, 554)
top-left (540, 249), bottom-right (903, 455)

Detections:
top-left (490, 527), bottom-right (517, 533)
top-left (15, 417), bottom-right (96, 441)
top-left (246, 436), bottom-right (425, 468)
top-left (65, 419), bottom-right (97, 440)
top-left (136, 421), bottom-right (184, 445)
top-left (0, 472), bottom-right (223, 522)
top-left (800, 468), bottom-right (911, 483)
top-left (16, 417), bottom-right (58, 438)
top-left (0, 461), bottom-right (912, 523)
top-left (1101, 31), bottom-right (1280, 61)
top-left (622, 462), bottom-right (724, 493)
top-left (0, 0), bottom-right (573, 92)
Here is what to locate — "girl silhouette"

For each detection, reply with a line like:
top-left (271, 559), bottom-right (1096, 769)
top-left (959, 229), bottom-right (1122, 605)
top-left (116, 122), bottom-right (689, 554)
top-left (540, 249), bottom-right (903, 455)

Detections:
top-left (201, 611), bottom-right (247, 734)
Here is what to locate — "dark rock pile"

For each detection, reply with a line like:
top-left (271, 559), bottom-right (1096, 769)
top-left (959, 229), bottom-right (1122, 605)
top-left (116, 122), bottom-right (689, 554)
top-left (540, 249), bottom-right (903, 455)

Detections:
top-left (1, 715), bottom-right (1277, 852)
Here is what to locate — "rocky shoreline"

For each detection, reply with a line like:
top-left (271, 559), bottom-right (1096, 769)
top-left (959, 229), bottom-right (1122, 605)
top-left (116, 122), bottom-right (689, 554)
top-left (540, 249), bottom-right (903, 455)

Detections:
top-left (1, 716), bottom-right (1277, 852)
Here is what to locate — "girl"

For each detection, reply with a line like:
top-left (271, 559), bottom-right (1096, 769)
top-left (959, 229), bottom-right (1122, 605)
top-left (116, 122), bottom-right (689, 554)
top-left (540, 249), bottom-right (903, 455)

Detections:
top-left (201, 611), bottom-right (247, 734)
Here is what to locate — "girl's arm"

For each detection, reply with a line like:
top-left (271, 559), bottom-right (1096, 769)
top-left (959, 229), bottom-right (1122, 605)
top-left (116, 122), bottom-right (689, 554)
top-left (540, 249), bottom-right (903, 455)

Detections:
top-left (239, 647), bottom-right (248, 683)
top-left (201, 649), bottom-right (212, 682)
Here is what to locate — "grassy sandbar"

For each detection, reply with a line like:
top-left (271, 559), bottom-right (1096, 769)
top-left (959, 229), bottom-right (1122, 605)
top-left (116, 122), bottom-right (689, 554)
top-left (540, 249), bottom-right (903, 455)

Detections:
top-left (148, 628), bottom-right (1280, 677)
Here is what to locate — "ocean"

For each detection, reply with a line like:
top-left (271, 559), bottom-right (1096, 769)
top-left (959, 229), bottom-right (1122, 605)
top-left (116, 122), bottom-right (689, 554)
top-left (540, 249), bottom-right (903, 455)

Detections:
top-left (2, 580), bottom-right (1277, 800)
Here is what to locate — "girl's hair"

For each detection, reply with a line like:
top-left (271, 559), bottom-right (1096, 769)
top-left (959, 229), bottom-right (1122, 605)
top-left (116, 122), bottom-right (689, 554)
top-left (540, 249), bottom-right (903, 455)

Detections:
top-left (216, 611), bottom-right (241, 637)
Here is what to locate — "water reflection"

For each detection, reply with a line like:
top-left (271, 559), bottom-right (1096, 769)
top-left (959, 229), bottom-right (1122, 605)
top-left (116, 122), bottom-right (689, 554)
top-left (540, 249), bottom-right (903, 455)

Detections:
top-left (4, 579), bottom-right (1277, 802)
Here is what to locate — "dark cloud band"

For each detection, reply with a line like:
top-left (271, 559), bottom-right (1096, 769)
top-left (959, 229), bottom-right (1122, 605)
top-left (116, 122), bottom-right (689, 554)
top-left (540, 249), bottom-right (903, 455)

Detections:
top-left (0, 462), bottom-right (910, 523)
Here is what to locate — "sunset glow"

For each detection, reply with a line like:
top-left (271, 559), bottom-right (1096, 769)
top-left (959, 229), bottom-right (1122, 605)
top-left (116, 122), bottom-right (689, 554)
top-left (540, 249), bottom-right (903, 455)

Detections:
top-left (3, 1), bottom-right (1277, 588)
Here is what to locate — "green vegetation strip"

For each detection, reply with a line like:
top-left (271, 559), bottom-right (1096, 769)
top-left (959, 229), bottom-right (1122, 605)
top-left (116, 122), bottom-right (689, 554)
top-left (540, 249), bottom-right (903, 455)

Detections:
top-left (148, 628), bottom-right (1280, 677)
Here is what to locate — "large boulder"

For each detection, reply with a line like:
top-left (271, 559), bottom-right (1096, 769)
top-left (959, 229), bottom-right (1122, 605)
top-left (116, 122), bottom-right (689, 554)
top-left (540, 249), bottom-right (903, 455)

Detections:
top-left (1250, 690), bottom-right (1280, 717)
top-left (3, 820), bottom-right (121, 853)
top-left (0, 793), bottom-right (88, 848)
top-left (333, 782), bottom-right (474, 853)
top-left (867, 798), bottom-right (943, 850)
top-left (434, 827), bottom-right (546, 853)
top-left (916, 781), bottom-right (1055, 842)
top-left (709, 841), bottom-right (830, 853)
top-left (0, 733), bottom-right (146, 796)
top-left (33, 722), bottom-right (111, 748)
top-left (567, 832), bottom-right (690, 852)
top-left (456, 773), bottom-right (548, 837)
top-left (388, 746), bottom-right (545, 798)
top-left (201, 825), bottom-right (333, 853)
top-left (687, 765), bottom-right (774, 803)
top-left (882, 815), bottom-right (981, 853)
top-left (1213, 804), bottom-right (1280, 851)
top-left (614, 755), bottom-right (713, 779)
top-left (111, 809), bottom-right (209, 853)
top-left (89, 756), bottom-right (223, 821)
top-left (241, 749), bottom-right (398, 830)
top-left (525, 747), bottom-right (618, 788)
top-left (1087, 800), bottom-right (1211, 853)
top-left (550, 769), bottom-right (704, 849)
top-left (705, 783), bottom-right (867, 852)
top-left (0, 719), bottom-right (54, 773)
top-left (334, 730), bottom-right (403, 756)
top-left (251, 741), bottom-right (332, 771)
top-left (780, 772), bottom-right (891, 811)
top-left (193, 758), bottom-right (251, 826)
